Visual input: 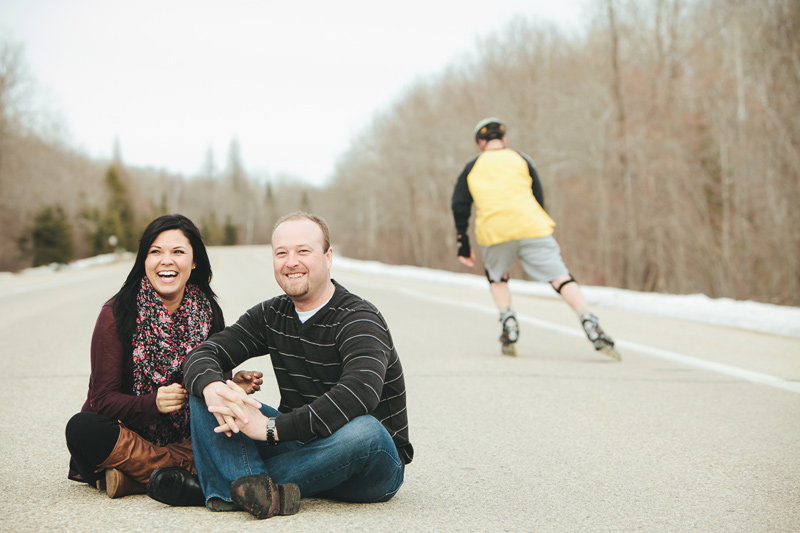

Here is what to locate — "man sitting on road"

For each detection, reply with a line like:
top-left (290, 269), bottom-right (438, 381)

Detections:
top-left (147, 212), bottom-right (412, 519)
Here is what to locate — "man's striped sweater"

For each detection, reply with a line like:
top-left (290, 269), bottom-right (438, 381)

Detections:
top-left (184, 280), bottom-right (413, 464)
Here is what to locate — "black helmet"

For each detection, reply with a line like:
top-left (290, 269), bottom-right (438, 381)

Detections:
top-left (474, 117), bottom-right (506, 143)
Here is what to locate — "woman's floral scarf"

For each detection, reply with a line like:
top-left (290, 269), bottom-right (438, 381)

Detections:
top-left (132, 277), bottom-right (212, 446)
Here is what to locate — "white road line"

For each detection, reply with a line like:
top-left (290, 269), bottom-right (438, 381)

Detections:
top-left (614, 339), bottom-right (800, 393)
top-left (379, 283), bottom-right (800, 395)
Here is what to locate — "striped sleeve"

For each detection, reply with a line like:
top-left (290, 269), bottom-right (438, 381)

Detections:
top-left (275, 309), bottom-right (392, 443)
top-left (184, 301), bottom-right (271, 398)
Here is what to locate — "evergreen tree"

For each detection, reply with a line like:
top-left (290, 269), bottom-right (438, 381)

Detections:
top-left (156, 192), bottom-right (168, 216)
top-left (201, 212), bottom-right (221, 246)
top-left (264, 182), bottom-right (277, 229)
top-left (300, 189), bottom-right (312, 213)
top-left (85, 165), bottom-right (137, 255)
top-left (201, 146), bottom-right (217, 180)
top-left (103, 164), bottom-right (137, 251)
top-left (19, 205), bottom-right (74, 266)
top-left (225, 138), bottom-right (247, 191)
top-left (223, 215), bottom-right (238, 246)
top-left (83, 207), bottom-right (107, 256)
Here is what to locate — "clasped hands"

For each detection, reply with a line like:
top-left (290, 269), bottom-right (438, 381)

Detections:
top-left (155, 370), bottom-right (263, 415)
top-left (203, 380), bottom-right (269, 441)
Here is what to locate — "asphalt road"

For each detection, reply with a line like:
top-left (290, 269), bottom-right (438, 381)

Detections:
top-left (1, 245), bottom-right (798, 532)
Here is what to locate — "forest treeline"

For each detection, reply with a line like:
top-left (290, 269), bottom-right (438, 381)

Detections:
top-left (325, 0), bottom-right (800, 306)
top-left (1, 0), bottom-right (797, 306)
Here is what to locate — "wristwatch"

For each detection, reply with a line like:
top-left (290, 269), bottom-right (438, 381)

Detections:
top-left (266, 417), bottom-right (277, 446)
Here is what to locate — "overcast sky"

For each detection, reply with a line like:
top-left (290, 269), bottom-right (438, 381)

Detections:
top-left (2, 0), bottom-right (585, 186)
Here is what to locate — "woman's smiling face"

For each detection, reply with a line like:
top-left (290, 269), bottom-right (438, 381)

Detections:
top-left (144, 229), bottom-right (195, 312)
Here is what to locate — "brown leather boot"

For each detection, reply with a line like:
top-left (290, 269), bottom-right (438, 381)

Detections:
top-left (106, 468), bottom-right (146, 498)
top-left (98, 424), bottom-right (196, 495)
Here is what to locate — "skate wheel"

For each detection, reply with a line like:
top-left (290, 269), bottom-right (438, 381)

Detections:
top-left (501, 343), bottom-right (517, 356)
top-left (595, 342), bottom-right (621, 361)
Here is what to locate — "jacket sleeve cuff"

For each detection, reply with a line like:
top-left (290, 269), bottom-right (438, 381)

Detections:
top-left (274, 413), bottom-right (300, 443)
top-left (144, 392), bottom-right (161, 420)
top-left (190, 370), bottom-right (226, 399)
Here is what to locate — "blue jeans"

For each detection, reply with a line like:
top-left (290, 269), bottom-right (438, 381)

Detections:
top-left (189, 396), bottom-right (404, 509)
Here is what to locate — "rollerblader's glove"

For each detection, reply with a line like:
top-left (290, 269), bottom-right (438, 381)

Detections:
top-left (456, 233), bottom-right (471, 258)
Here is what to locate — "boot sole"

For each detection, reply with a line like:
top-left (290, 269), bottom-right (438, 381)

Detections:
top-left (230, 475), bottom-right (301, 519)
top-left (106, 468), bottom-right (146, 499)
top-left (279, 483), bottom-right (301, 515)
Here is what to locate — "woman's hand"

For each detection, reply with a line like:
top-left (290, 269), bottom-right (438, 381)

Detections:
top-left (156, 382), bottom-right (188, 414)
top-left (232, 370), bottom-right (264, 394)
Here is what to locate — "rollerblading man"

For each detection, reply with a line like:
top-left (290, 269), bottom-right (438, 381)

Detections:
top-left (451, 118), bottom-right (620, 360)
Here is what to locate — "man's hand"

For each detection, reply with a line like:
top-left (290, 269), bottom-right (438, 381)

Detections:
top-left (457, 233), bottom-right (473, 268)
top-left (210, 397), bottom-right (270, 441)
top-left (156, 383), bottom-right (188, 414)
top-left (202, 380), bottom-right (262, 437)
top-left (232, 370), bottom-right (264, 394)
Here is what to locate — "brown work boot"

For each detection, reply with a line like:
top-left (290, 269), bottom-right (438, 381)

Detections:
top-left (230, 475), bottom-right (301, 519)
top-left (106, 468), bottom-right (146, 499)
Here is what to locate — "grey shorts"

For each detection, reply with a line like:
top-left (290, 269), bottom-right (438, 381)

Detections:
top-left (481, 236), bottom-right (569, 283)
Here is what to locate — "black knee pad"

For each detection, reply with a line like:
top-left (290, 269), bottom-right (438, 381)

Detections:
top-left (484, 268), bottom-right (510, 284)
top-left (553, 274), bottom-right (577, 294)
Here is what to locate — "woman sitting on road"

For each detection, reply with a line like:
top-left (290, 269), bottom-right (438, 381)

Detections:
top-left (65, 214), bottom-right (262, 501)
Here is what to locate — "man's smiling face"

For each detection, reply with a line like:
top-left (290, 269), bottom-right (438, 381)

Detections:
top-left (272, 218), bottom-right (333, 310)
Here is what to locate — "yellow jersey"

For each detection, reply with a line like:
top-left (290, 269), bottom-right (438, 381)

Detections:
top-left (452, 148), bottom-right (555, 247)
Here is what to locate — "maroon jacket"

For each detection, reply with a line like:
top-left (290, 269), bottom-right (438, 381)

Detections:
top-left (80, 302), bottom-right (162, 430)
top-left (69, 300), bottom-right (225, 481)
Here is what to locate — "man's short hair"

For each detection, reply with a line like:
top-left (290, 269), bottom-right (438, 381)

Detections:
top-left (272, 212), bottom-right (331, 252)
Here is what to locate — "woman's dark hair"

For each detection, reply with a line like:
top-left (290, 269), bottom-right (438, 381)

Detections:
top-left (110, 214), bottom-right (225, 355)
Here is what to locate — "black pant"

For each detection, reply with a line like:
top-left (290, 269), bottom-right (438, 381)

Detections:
top-left (65, 412), bottom-right (121, 486)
